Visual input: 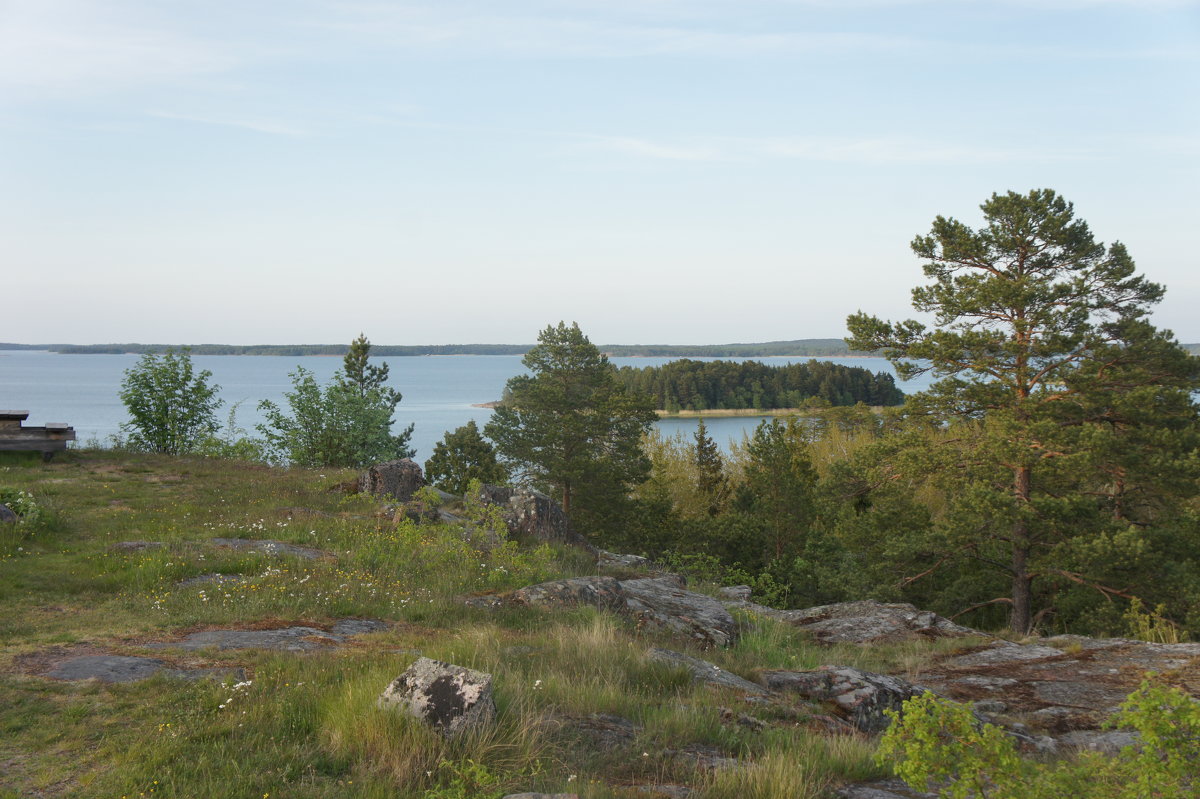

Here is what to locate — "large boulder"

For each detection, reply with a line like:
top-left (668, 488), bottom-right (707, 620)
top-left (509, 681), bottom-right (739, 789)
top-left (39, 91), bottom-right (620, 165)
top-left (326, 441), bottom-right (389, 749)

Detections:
top-left (378, 657), bottom-right (496, 737)
top-left (358, 459), bottom-right (425, 502)
top-left (471, 574), bottom-right (739, 648)
top-left (512, 576), bottom-right (626, 610)
top-left (0, 504), bottom-right (17, 524)
top-left (621, 576), bottom-right (738, 648)
top-left (763, 666), bottom-right (921, 734)
top-left (475, 485), bottom-right (597, 554)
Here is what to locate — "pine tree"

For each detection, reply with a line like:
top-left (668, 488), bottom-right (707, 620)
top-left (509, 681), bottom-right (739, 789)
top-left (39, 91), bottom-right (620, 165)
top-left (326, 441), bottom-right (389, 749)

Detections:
top-left (847, 189), bottom-right (1200, 633)
top-left (484, 322), bottom-right (656, 523)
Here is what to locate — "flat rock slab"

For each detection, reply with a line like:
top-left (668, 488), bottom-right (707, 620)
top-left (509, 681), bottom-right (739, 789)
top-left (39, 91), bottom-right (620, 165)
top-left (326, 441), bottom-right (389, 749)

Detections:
top-left (648, 648), bottom-right (768, 695)
top-left (152, 619), bottom-right (388, 652)
top-left (209, 538), bottom-right (329, 560)
top-left (725, 599), bottom-right (980, 645)
top-left (44, 655), bottom-right (242, 684)
top-left (920, 636), bottom-right (1200, 736)
top-left (109, 541), bottom-right (165, 552)
top-left (634, 785), bottom-right (694, 798)
top-left (836, 779), bottom-right (938, 799)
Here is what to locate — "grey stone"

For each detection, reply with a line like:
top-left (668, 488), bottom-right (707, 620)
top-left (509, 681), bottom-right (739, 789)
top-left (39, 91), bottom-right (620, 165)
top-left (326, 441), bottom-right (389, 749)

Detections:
top-left (358, 458), bottom-right (425, 502)
top-left (941, 642), bottom-right (1064, 669)
top-left (209, 538), bottom-right (328, 560)
top-left (763, 666), bottom-right (921, 734)
top-left (0, 504), bottom-right (17, 524)
top-left (647, 648), bottom-right (768, 695)
top-left (44, 655), bottom-right (244, 684)
top-left (1056, 730), bottom-right (1138, 754)
top-left (46, 655), bottom-right (171, 683)
top-left (835, 779), bottom-right (938, 799)
top-left (972, 700), bottom-right (1008, 714)
top-left (475, 483), bottom-right (513, 507)
top-left (152, 619), bottom-right (387, 651)
top-left (473, 574), bottom-right (738, 647)
top-left (109, 540), bottom-right (165, 552)
top-left (153, 626), bottom-right (338, 652)
top-left (772, 600), bottom-right (980, 644)
top-left (1032, 680), bottom-right (1128, 712)
top-left (511, 576), bottom-right (626, 610)
top-left (502, 794), bottom-right (579, 799)
top-left (717, 585), bottom-right (752, 601)
top-left (505, 489), bottom-right (597, 553)
top-left (378, 657), bottom-right (496, 737)
top-left (621, 576), bottom-right (738, 648)
top-left (329, 618), bottom-right (390, 637)
top-left (634, 786), bottom-right (693, 798)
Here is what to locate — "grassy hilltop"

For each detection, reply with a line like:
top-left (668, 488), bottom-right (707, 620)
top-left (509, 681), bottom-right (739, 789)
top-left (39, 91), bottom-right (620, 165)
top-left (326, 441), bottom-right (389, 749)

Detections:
top-left (0, 450), bottom-right (991, 799)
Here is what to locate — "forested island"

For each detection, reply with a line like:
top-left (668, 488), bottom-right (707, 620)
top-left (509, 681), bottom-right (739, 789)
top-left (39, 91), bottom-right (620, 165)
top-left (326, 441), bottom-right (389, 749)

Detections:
top-left (615, 358), bottom-right (904, 411)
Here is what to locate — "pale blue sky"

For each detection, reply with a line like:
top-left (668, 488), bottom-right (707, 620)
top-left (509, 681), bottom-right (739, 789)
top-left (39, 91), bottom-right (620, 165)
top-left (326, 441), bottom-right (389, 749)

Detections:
top-left (2, 0), bottom-right (1198, 344)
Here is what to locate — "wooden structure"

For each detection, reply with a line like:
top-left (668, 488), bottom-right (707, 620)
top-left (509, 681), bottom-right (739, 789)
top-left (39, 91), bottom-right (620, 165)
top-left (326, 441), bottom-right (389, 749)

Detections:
top-left (0, 411), bottom-right (76, 461)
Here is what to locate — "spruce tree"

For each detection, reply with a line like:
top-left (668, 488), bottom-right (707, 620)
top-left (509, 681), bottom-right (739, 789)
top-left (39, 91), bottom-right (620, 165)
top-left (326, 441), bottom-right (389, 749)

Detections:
top-left (693, 418), bottom-right (726, 516)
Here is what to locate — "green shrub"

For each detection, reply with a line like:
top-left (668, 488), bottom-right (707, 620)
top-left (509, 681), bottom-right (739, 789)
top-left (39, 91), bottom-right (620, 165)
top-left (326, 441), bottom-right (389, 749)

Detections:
top-left (877, 680), bottom-right (1200, 798)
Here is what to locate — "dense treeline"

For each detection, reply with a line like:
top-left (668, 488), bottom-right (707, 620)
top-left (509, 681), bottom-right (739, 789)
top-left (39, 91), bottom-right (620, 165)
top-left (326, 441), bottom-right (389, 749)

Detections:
top-left (615, 358), bottom-right (905, 410)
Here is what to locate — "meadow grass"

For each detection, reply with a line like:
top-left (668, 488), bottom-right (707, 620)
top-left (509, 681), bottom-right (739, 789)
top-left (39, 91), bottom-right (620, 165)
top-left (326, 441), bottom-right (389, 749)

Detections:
top-left (0, 449), bottom-right (946, 798)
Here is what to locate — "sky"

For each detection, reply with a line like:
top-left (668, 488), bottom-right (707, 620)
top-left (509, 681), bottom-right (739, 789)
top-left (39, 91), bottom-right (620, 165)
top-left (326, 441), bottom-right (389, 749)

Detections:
top-left (2, 0), bottom-right (1198, 345)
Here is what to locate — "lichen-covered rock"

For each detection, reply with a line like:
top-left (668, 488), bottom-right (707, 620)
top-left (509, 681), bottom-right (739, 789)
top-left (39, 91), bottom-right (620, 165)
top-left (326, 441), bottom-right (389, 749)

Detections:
top-left (621, 576), bottom-right (738, 648)
top-left (763, 666), bottom-right (920, 733)
top-left (772, 600), bottom-right (980, 644)
top-left (474, 574), bottom-right (739, 647)
top-left (209, 538), bottom-right (329, 560)
top-left (512, 576), bottom-right (626, 610)
top-left (647, 648), bottom-right (768, 695)
top-left (506, 489), bottom-right (597, 553)
top-left (358, 458), bottom-right (425, 502)
top-left (378, 657), bottom-right (496, 736)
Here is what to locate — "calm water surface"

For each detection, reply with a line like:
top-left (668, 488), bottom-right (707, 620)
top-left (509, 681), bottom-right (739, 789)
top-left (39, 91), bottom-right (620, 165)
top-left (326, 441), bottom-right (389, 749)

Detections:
top-left (0, 351), bottom-right (933, 458)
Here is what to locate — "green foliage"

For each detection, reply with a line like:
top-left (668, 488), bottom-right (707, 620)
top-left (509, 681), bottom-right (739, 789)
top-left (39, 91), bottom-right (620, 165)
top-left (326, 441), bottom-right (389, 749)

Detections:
top-left (118, 348), bottom-right (223, 454)
top-left (485, 322), bottom-right (656, 532)
top-left (847, 188), bottom-right (1200, 633)
top-left (1124, 597), bottom-right (1188, 643)
top-left (878, 681), bottom-right (1200, 799)
top-left (694, 419), bottom-right (728, 516)
top-left (425, 421), bottom-right (510, 495)
top-left (422, 759), bottom-right (506, 799)
top-left (257, 336), bottom-right (414, 468)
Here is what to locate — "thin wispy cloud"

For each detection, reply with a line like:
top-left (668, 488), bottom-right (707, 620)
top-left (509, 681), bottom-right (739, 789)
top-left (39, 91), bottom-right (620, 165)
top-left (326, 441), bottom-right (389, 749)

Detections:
top-left (146, 111), bottom-right (309, 137)
top-left (0, 0), bottom-right (235, 93)
top-left (576, 134), bottom-right (1102, 165)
